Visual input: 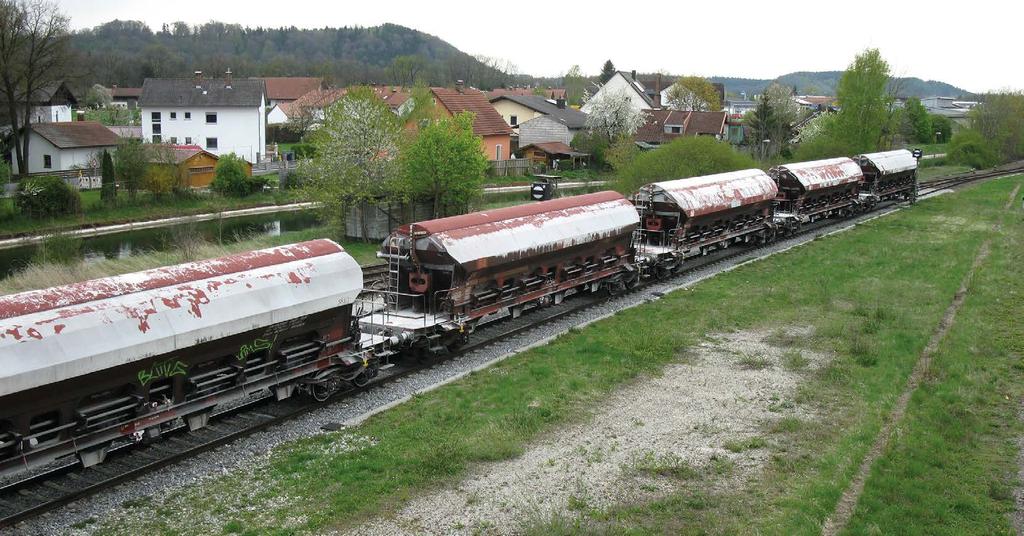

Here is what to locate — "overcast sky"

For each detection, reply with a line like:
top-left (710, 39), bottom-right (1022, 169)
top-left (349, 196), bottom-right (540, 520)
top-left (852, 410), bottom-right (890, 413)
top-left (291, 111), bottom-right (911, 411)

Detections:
top-left (56, 0), bottom-right (1019, 93)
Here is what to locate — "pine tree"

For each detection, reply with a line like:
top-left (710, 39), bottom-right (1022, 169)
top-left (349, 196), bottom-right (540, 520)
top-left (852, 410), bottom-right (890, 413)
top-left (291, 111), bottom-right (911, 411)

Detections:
top-left (599, 60), bottom-right (616, 84)
top-left (100, 149), bottom-right (116, 204)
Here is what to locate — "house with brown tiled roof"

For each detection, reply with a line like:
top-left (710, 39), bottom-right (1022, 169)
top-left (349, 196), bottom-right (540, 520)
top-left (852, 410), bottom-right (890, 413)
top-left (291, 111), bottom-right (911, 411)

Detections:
top-left (256, 77), bottom-right (324, 107)
top-left (487, 87), bottom-right (567, 101)
top-left (110, 86), bottom-right (142, 109)
top-left (429, 83), bottom-right (513, 160)
top-left (11, 121), bottom-right (119, 174)
top-left (633, 110), bottom-right (727, 148)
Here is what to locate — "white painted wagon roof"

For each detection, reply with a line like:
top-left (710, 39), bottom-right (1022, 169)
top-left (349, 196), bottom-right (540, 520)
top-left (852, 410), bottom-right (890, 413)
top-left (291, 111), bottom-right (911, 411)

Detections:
top-left (857, 149), bottom-right (918, 174)
top-left (0, 240), bottom-right (362, 398)
top-left (649, 169), bottom-right (778, 218)
top-left (419, 191), bottom-right (639, 265)
top-left (772, 157), bottom-right (864, 191)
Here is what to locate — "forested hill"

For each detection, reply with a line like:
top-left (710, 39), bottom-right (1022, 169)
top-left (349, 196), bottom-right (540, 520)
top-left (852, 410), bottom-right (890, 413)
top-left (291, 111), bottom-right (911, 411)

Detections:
top-left (711, 71), bottom-right (969, 99)
top-left (69, 20), bottom-right (512, 90)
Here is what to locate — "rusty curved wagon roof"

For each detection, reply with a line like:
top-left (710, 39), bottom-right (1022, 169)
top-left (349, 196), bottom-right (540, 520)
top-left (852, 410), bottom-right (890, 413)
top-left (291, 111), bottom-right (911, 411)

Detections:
top-left (856, 149), bottom-right (918, 174)
top-left (403, 191), bottom-right (639, 266)
top-left (646, 169), bottom-right (778, 218)
top-left (0, 239), bottom-right (363, 398)
top-left (770, 157), bottom-right (864, 192)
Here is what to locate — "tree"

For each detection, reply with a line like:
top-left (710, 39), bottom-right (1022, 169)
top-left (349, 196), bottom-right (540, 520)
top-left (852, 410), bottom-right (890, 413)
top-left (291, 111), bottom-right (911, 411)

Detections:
top-left (665, 76), bottom-right (721, 111)
top-left (745, 83), bottom-right (800, 159)
top-left (563, 64), bottom-right (586, 107)
top-left (302, 86), bottom-right (402, 237)
top-left (583, 87), bottom-right (646, 142)
top-left (388, 55), bottom-right (425, 86)
top-left (114, 138), bottom-right (147, 200)
top-left (100, 149), bottom-right (115, 204)
top-left (84, 83), bottom-right (111, 109)
top-left (0, 0), bottom-right (70, 175)
top-left (833, 48), bottom-right (892, 153)
top-left (969, 92), bottom-right (1024, 162)
top-left (144, 144), bottom-right (180, 197)
top-left (614, 136), bottom-right (757, 195)
top-left (902, 97), bottom-right (932, 143)
top-left (211, 153), bottom-right (265, 197)
top-left (599, 60), bottom-right (616, 84)
top-left (402, 112), bottom-right (489, 217)
top-left (929, 114), bottom-right (952, 144)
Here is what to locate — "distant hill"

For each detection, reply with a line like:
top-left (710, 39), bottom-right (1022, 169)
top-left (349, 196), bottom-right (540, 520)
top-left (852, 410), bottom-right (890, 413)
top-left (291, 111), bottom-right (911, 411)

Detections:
top-left (68, 21), bottom-right (511, 90)
top-left (710, 71), bottom-right (970, 99)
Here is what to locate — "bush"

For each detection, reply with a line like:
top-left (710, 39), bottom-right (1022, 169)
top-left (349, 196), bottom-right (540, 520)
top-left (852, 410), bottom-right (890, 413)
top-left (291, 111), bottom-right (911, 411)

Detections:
top-left (614, 136), bottom-right (758, 194)
top-left (291, 143), bottom-right (317, 160)
top-left (571, 131), bottom-right (610, 169)
top-left (15, 175), bottom-right (82, 218)
top-left (947, 130), bottom-right (999, 169)
top-left (211, 154), bottom-right (268, 197)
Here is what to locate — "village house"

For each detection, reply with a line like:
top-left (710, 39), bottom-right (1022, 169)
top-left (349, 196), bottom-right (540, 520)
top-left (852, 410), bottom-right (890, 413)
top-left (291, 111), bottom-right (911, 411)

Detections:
top-left (25, 81), bottom-right (78, 124)
top-left (257, 77), bottom-right (323, 108)
top-left (10, 121), bottom-right (118, 175)
top-left (110, 86), bottom-right (142, 109)
top-left (487, 87), bottom-right (567, 101)
top-left (633, 109), bottom-right (727, 148)
top-left (429, 84), bottom-right (513, 160)
top-left (581, 71), bottom-right (655, 114)
top-left (140, 72), bottom-right (267, 163)
top-left (489, 95), bottom-right (588, 146)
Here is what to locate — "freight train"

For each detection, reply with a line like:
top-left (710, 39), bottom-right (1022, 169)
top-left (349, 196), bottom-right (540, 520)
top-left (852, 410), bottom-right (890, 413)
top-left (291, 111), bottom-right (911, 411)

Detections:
top-left (0, 150), bottom-right (917, 478)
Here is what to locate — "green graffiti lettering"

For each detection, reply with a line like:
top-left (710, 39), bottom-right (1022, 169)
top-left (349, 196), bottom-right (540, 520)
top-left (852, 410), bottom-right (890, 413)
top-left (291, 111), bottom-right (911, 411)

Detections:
top-left (138, 359), bottom-right (188, 386)
top-left (236, 338), bottom-right (272, 363)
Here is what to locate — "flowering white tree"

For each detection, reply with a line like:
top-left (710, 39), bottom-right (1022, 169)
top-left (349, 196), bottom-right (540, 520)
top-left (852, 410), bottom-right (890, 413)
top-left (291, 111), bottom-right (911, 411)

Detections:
top-left (583, 87), bottom-right (646, 142)
top-left (301, 87), bottom-right (402, 238)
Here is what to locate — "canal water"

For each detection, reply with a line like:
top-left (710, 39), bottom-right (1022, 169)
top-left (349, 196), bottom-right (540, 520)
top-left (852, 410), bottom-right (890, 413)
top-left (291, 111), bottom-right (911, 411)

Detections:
top-left (0, 210), bottom-right (322, 279)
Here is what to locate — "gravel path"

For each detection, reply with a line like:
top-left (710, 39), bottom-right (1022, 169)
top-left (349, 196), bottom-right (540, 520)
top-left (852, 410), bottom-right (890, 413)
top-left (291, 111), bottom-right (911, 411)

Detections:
top-left (345, 327), bottom-right (830, 535)
top-left (9, 204), bottom-right (906, 536)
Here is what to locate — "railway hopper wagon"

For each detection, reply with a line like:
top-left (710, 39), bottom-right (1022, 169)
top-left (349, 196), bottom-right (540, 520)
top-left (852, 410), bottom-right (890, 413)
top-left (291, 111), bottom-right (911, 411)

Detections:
top-left (632, 169), bottom-right (779, 275)
top-left (854, 149), bottom-right (919, 206)
top-left (361, 191), bottom-right (640, 354)
top-left (770, 157), bottom-right (864, 230)
top-left (0, 240), bottom-right (370, 478)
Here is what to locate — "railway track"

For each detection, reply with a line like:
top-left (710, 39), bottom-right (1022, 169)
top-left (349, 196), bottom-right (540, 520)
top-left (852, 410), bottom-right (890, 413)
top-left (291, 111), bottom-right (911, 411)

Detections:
top-left (0, 167), bottom-right (1012, 529)
top-left (917, 161), bottom-right (1024, 195)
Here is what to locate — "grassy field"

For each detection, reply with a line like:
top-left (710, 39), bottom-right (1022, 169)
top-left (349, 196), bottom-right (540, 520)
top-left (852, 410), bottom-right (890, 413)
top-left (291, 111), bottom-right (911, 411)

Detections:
top-left (920, 164), bottom-right (973, 181)
top-left (76, 175), bottom-right (1023, 534)
top-left (0, 227), bottom-right (380, 295)
top-left (0, 189), bottom-right (306, 239)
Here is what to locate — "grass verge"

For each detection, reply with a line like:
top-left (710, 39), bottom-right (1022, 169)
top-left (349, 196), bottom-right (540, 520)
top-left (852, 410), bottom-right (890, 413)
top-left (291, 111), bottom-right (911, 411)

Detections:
top-left (83, 176), bottom-right (1021, 535)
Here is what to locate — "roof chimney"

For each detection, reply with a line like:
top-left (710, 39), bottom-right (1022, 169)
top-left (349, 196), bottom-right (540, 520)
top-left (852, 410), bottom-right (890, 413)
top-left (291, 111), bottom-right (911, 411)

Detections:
top-left (193, 70), bottom-right (203, 88)
top-left (631, 70), bottom-right (636, 81)
top-left (225, 68), bottom-right (232, 89)
top-left (455, 80), bottom-right (465, 93)
top-left (556, 98), bottom-right (566, 109)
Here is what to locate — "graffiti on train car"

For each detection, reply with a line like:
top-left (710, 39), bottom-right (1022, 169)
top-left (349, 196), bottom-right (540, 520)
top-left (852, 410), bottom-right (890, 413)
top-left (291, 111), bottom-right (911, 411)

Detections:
top-left (138, 359), bottom-right (188, 386)
top-left (236, 338), bottom-right (272, 363)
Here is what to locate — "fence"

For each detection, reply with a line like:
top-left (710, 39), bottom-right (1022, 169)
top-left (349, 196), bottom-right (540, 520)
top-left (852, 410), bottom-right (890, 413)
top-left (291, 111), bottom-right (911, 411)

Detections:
top-left (4, 168), bottom-right (103, 196)
top-left (489, 159), bottom-right (535, 177)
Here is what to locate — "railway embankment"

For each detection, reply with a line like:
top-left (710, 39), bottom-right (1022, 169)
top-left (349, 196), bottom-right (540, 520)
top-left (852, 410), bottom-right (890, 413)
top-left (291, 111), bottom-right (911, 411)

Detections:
top-left (22, 175), bottom-right (1024, 535)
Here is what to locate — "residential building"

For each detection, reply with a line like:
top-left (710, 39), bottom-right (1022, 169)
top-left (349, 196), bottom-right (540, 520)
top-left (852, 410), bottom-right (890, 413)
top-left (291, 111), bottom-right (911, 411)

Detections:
top-left (10, 121), bottom-right (118, 174)
top-left (487, 87), bottom-right (567, 100)
top-left (370, 85), bottom-right (414, 115)
top-left (257, 77), bottom-right (323, 107)
top-left (581, 71), bottom-right (655, 114)
top-left (27, 81), bottom-right (77, 124)
top-left (110, 86), bottom-right (142, 108)
top-left (140, 72), bottom-right (267, 163)
top-left (633, 110), bottom-right (727, 148)
top-left (430, 84), bottom-right (513, 160)
top-left (489, 95), bottom-right (588, 146)
top-left (793, 95), bottom-right (835, 110)
top-left (724, 99), bottom-right (757, 116)
top-left (267, 101), bottom-right (294, 125)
